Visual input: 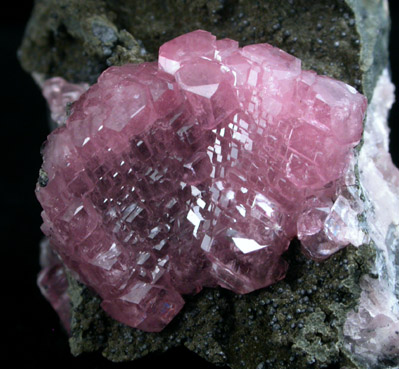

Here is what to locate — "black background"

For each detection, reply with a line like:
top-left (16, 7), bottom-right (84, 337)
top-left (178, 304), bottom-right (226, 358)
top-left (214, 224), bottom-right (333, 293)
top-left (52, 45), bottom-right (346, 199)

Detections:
top-left (2, 1), bottom-right (398, 368)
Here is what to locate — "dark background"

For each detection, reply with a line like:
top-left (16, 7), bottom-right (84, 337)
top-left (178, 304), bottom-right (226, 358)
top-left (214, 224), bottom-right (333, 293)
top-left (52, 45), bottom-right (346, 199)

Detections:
top-left (2, 1), bottom-right (398, 368)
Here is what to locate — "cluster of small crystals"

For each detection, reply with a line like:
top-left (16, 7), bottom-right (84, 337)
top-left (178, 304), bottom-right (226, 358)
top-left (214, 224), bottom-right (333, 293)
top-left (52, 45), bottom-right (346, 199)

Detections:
top-left (36, 30), bottom-right (367, 332)
top-left (42, 77), bottom-right (89, 126)
top-left (343, 70), bottom-right (399, 364)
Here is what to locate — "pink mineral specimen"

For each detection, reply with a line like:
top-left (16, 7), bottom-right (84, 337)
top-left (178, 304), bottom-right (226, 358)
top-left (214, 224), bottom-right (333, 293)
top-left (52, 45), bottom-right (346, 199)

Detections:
top-left (343, 69), bottom-right (399, 365)
top-left (41, 77), bottom-right (89, 127)
top-left (36, 30), bottom-right (367, 332)
top-left (37, 238), bottom-right (71, 332)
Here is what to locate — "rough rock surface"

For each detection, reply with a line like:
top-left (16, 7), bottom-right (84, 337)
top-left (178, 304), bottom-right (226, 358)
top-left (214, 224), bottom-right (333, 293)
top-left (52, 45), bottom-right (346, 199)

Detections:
top-left (20, 0), bottom-right (364, 87)
top-left (20, 0), bottom-right (395, 368)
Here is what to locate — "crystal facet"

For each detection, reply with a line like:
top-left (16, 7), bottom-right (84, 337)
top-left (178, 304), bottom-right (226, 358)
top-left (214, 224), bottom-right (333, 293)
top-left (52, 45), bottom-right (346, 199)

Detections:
top-left (37, 238), bottom-right (71, 332)
top-left (36, 30), bottom-right (367, 331)
top-left (41, 77), bottom-right (89, 127)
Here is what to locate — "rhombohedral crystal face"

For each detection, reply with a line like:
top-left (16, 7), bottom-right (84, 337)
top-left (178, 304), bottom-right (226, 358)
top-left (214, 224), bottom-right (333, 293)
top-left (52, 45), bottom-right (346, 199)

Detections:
top-left (36, 30), bottom-right (367, 332)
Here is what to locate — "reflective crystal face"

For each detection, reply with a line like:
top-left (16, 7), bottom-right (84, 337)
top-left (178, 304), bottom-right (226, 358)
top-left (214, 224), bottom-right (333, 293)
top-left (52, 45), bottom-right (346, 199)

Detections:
top-left (36, 30), bottom-right (367, 332)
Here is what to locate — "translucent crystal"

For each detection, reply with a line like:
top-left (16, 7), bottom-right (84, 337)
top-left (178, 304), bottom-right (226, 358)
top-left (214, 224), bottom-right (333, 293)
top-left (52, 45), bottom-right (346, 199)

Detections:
top-left (41, 77), bottom-right (89, 127)
top-left (36, 30), bottom-right (366, 331)
top-left (343, 70), bottom-right (399, 366)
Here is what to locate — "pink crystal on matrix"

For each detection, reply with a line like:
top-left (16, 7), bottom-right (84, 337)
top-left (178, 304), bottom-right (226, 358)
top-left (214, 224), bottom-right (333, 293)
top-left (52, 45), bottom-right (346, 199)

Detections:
top-left (36, 30), bottom-right (367, 332)
top-left (37, 238), bottom-right (71, 332)
top-left (41, 77), bottom-right (89, 126)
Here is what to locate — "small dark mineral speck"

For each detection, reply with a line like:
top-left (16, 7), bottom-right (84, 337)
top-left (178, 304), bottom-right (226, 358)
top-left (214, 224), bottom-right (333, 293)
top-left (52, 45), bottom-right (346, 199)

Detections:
top-left (38, 168), bottom-right (49, 187)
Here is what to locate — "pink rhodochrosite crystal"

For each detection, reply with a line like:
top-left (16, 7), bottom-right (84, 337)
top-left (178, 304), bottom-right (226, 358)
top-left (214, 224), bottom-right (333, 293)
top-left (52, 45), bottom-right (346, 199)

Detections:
top-left (36, 30), bottom-right (367, 332)
top-left (41, 77), bottom-right (89, 127)
top-left (37, 238), bottom-right (71, 332)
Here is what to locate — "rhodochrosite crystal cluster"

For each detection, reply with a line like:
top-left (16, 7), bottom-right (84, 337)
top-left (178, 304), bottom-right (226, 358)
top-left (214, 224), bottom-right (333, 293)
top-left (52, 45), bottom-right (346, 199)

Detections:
top-left (36, 30), bottom-right (367, 332)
